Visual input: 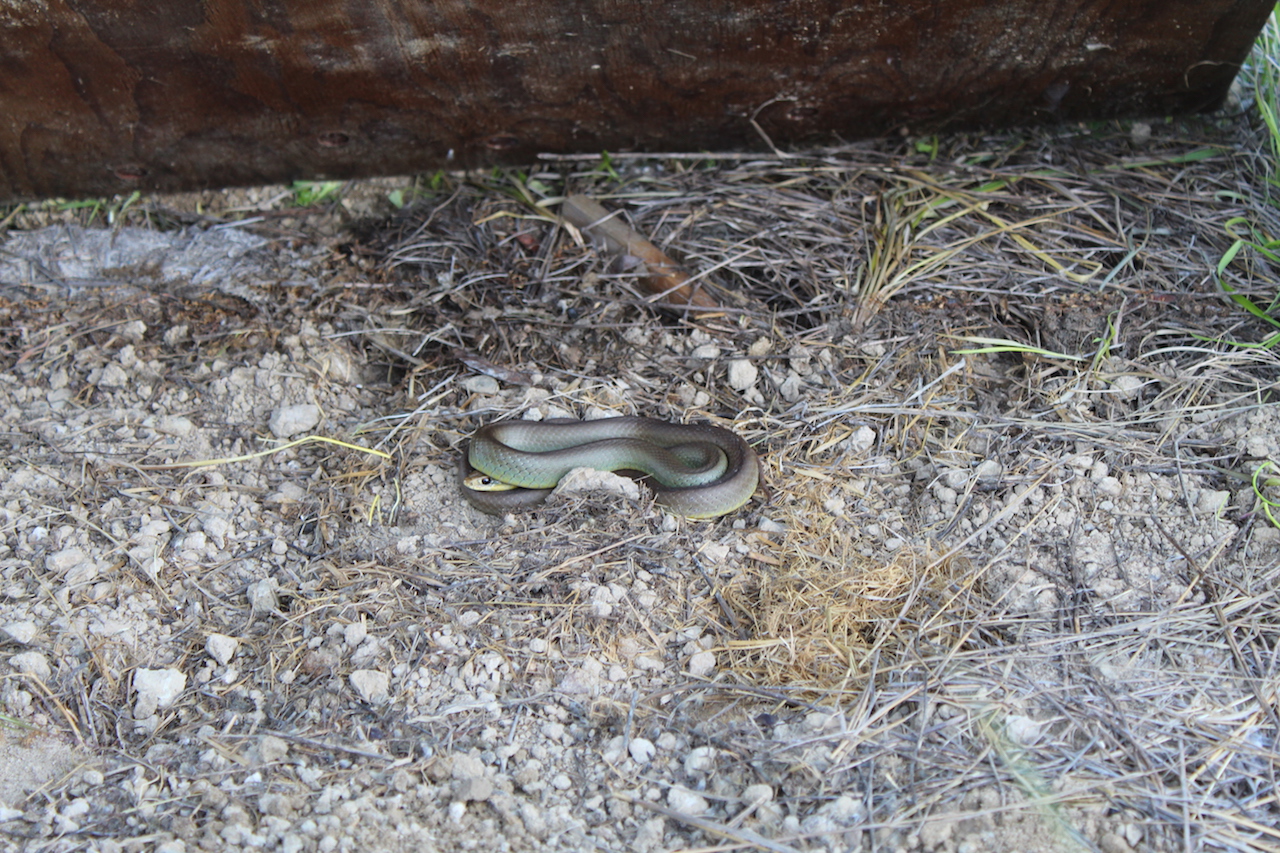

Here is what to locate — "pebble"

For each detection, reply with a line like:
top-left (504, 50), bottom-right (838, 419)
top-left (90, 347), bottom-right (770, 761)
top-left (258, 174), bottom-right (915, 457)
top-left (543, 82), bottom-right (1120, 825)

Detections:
top-left (9, 651), bottom-right (52, 680)
top-left (462, 376), bottom-right (500, 394)
top-left (452, 776), bottom-right (494, 802)
top-left (155, 416), bottom-right (195, 437)
top-left (666, 786), bottom-right (709, 815)
top-left (97, 363), bottom-right (129, 388)
top-left (247, 579), bottom-right (279, 614)
top-left (683, 747), bottom-right (717, 775)
top-left (133, 668), bottom-right (187, 717)
top-left (974, 460), bottom-right (1002, 483)
top-left (46, 546), bottom-right (89, 573)
top-left (687, 650), bottom-right (716, 678)
top-left (268, 404), bottom-right (323, 438)
top-left (628, 738), bottom-right (656, 764)
top-left (2, 620), bottom-right (37, 645)
top-left (349, 669), bottom-right (390, 704)
top-left (205, 633), bottom-right (239, 665)
top-left (257, 735), bottom-right (289, 764)
top-left (726, 359), bottom-right (758, 391)
top-left (1005, 715), bottom-right (1043, 746)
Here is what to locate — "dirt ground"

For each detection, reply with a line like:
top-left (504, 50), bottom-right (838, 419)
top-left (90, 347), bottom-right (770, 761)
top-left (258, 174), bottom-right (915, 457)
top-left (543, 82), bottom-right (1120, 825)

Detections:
top-left (1, 114), bottom-right (1279, 853)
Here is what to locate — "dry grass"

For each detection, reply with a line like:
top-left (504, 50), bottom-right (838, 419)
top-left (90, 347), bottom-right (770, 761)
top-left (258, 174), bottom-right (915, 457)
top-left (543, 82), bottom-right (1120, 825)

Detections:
top-left (356, 116), bottom-right (1280, 850)
top-left (3, 58), bottom-right (1280, 853)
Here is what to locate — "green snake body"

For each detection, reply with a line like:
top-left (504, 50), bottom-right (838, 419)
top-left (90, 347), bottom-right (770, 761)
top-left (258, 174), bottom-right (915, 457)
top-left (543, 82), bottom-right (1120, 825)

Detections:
top-left (459, 417), bottom-right (759, 519)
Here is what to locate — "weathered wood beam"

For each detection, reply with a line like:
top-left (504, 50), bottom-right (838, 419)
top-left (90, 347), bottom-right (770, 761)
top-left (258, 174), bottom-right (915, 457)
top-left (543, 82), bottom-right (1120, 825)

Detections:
top-left (0, 0), bottom-right (1270, 202)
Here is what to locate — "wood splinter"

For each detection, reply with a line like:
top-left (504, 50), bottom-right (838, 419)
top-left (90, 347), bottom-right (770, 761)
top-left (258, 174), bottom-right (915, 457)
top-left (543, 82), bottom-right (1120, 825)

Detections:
top-left (560, 194), bottom-right (721, 310)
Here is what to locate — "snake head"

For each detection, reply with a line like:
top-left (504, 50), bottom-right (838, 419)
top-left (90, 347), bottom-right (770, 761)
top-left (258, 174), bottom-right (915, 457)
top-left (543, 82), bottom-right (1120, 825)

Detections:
top-left (463, 472), bottom-right (519, 492)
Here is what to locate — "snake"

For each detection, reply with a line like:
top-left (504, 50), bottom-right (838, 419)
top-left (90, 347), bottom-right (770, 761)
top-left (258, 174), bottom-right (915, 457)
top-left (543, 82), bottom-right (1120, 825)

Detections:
top-left (458, 417), bottom-right (760, 519)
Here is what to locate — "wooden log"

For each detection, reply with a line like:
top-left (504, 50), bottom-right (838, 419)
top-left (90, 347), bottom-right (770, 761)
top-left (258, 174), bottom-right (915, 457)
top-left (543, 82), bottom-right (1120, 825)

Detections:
top-left (0, 0), bottom-right (1270, 202)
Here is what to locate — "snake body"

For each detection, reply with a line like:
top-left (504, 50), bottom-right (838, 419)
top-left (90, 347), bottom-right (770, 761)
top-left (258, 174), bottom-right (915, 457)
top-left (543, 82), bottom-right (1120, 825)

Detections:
top-left (459, 417), bottom-right (759, 519)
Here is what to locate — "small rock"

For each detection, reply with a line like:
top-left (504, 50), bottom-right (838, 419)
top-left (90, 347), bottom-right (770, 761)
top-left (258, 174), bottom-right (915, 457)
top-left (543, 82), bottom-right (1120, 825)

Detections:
top-left (246, 579), bottom-right (278, 614)
top-left (1196, 489), bottom-right (1230, 514)
top-left (452, 776), bottom-right (493, 802)
top-left (268, 404), bottom-right (322, 438)
top-left (155, 416), bottom-right (195, 437)
top-left (462, 376), bottom-right (501, 395)
top-left (554, 467), bottom-right (641, 503)
top-left (2, 621), bottom-right (38, 645)
top-left (1096, 476), bottom-right (1123, 497)
top-left (349, 669), bottom-right (390, 704)
top-left (205, 633), bottom-right (238, 665)
top-left (133, 668), bottom-right (187, 718)
top-left (726, 359), bottom-right (758, 391)
top-left (451, 753), bottom-right (486, 780)
top-left (343, 622), bottom-right (367, 648)
top-left (683, 747), bottom-right (717, 775)
top-left (256, 735), bottom-right (289, 764)
top-left (9, 651), bottom-right (52, 681)
top-left (687, 651), bottom-right (716, 678)
top-left (628, 738), bottom-right (656, 764)
top-left (846, 425), bottom-right (877, 455)
top-left (974, 459), bottom-right (1002, 483)
top-left (1111, 374), bottom-right (1143, 397)
top-left (667, 785), bottom-right (708, 815)
top-left (97, 363), bottom-right (129, 388)
top-left (741, 784), bottom-right (773, 805)
top-left (690, 344), bottom-right (721, 359)
top-left (1099, 831), bottom-right (1134, 853)
top-left (0, 806), bottom-right (22, 821)
top-left (46, 547), bottom-right (88, 572)
top-left (1005, 715), bottom-right (1043, 746)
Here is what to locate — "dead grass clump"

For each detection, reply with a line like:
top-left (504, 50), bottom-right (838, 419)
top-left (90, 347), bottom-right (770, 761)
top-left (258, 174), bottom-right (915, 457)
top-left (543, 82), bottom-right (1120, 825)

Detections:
top-left (722, 532), bottom-right (981, 696)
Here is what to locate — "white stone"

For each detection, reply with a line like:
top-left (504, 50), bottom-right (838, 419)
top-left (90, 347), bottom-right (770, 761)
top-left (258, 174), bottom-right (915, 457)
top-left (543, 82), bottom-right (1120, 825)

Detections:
top-left (741, 784), bottom-right (773, 804)
top-left (666, 785), bottom-right (709, 815)
top-left (1196, 489), bottom-right (1230, 514)
top-left (247, 579), bottom-right (278, 614)
top-left (134, 668), bottom-right (187, 718)
top-left (974, 460), bottom-right (1002, 483)
top-left (46, 547), bottom-right (88, 572)
top-left (1005, 714), bottom-right (1043, 746)
top-left (690, 344), bottom-right (721, 359)
top-left (205, 633), bottom-right (239, 665)
top-left (97, 363), bottom-right (129, 388)
top-left (846, 425), bottom-right (877, 455)
top-left (726, 359), bottom-right (758, 391)
top-left (462, 375), bottom-right (500, 394)
top-left (155, 416), bottom-right (195, 437)
top-left (1111, 374), bottom-right (1143, 397)
top-left (628, 738), bottom-right (656, 764)
top-left (1096, 477), bottom-right (1123, 497)
top-left (343, 622), bottom-right (367, 648)
top-left (9, 651), bottom-right (52, 680)
top-left (2, 621), bottom-right (38, 645)
top-left (268, 404), bottom-right (322, 438)
top-left (554, 467), bottom-right (641, 502)
top-left (683, 747), bottom-right (717, 775)
top-left (349, 669), bottom-right (390, 704)
top-left (687, 651), bottom-right (716, 678)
